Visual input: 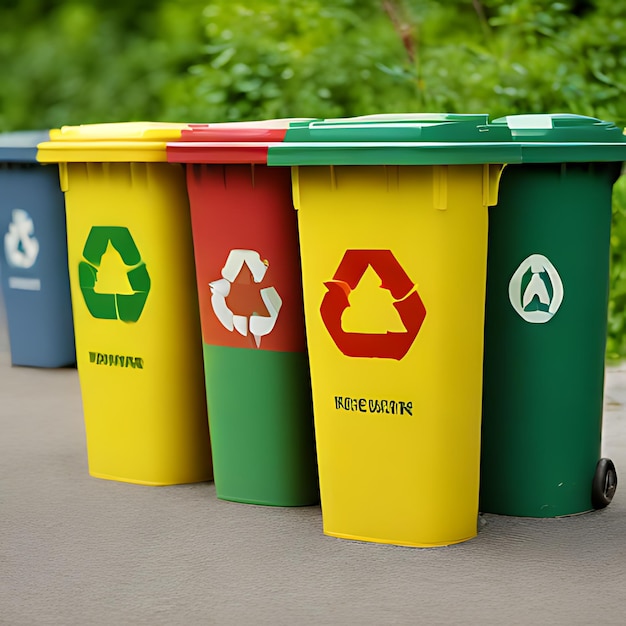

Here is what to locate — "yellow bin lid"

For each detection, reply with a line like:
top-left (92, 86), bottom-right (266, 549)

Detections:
top-left (36, 121), bottom-right (192, 163)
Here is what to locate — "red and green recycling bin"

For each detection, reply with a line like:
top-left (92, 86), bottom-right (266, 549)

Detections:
top-left (480, 114), bottom-right (626, 517)
top-left (166, 120), bottom-right (319, 506)
top-left (267, 114), bottom-right (519, 546)
top-left (37, 123), bottom-right (213, 486)
top-left (0, 131), bottom-right (75, 368)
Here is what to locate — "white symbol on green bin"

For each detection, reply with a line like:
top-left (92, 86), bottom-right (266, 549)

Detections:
top-left (79, 226), bottom-right (151, 322)
top-left (4, 209), bottom-right (40, 269)
top-left (509, 253), bottom-right (563, 324)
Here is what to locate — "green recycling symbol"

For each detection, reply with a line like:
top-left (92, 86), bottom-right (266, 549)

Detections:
top-left (78, 226), bottom-right (151, 322)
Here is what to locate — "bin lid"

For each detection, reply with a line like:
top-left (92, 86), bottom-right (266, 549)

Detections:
top-left (167, 119), bottom-right (315, 164)
top-left (0, 130), bottom-right (51, 163)
top-left (281, 113), bottom-right (508, 142)
top-left (36, 122), bottom-right (192, 163)
top-left (491, 114), bottom-right (626, 163)
top-left (267, 114), bottom-right (522, 166)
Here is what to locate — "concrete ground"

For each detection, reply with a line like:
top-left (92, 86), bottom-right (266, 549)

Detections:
top-left (1, 288), bottom-right (626, 625)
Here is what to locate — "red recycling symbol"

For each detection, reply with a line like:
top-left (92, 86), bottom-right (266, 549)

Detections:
top-left (320, 249), bottom-right (426, 360)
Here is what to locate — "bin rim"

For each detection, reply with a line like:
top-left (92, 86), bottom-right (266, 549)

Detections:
top-left (167, 140), bottom-right (287, 165)
top-left (35, 122), bottom-right (194, 163)
top-left (518, 142), bottom-right (626, 163)
top-left (268, 113), bottom-right (626, 166)
top-left (267, 141), bottom-right (523, 166)
top-left (0, 130), bottom-right (51, 163)
top-left (36, 140), bottom-right (173, 163)
top-left (492, 113), bottom-right (626, 163)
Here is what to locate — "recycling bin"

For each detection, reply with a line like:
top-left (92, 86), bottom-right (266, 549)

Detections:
top-left (480, 114), bottom-right (626, 517)
top-left (267, 114), bottom-right (520, 546)
top-left (166, 120), bottom-right (319, 506)
top-left (0, 130), bottom-right (75, 367)
top-left (37, 123), bottom-right (212, 485)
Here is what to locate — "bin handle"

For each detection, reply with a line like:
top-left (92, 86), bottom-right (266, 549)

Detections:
top-left (291, 166), bottom-right (301, 211)
top-left (59, 162), bottom-right (69, 192)
top-left (483, 164), bottom-right (506, 207)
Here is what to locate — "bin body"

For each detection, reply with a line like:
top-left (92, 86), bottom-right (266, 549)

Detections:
top-left (0, 131), bottom-right (75, 367)
top-left (480, 114), bottom-right (626, 516)
top-left (268, 114), bottom-right (515, 546)
top-left (167, 126), bottom-right (318, 505)
top-left (37, 124), bottom-right (212, 485)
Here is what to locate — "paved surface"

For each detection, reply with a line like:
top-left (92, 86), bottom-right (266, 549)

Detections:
top-left (1, 288), bottom-right (626, 625)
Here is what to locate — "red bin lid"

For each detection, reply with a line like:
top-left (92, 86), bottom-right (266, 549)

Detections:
top-left (167, 118), bottom-right (313, 164)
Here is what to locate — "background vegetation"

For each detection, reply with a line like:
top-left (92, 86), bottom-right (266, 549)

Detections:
top-left (1, 0), bottom-right (625, 357)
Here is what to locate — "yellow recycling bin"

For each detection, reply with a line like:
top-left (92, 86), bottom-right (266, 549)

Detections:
top-left (37, 123), bottom-right (212, 485)
top-left (267, 115), bottom-right (520, 547)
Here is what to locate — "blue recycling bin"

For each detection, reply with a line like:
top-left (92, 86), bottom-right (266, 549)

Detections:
top-left (0, 131), bottom-right (75, 367)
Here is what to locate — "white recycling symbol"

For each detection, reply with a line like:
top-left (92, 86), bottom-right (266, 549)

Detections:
top-left (4, 209), bottom-right (40, 269)
top-left (210, 249), bottom-right (282, 348)
top-left (508, 253), bottom-right (563, 324)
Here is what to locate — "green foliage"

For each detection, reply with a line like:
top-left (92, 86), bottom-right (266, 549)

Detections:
top-left (3, 0), bottom-right (625, 135)
top-left (165, 0), bottom-right (416, 121)
top-left (0, 1), bottom-right (207, 129)
top-left (608, 175), bottom-right (626, 361)
top-left (1, 0), bottom-right (626, 358)
top-left (375, 0), bottom-right (626, 125)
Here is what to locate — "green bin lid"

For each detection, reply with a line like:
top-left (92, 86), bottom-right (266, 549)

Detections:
top-left (491, 114), bottom-right (626, 163)
top-left (282, 113), bottom-right (510, 142)
top-left (0, 130), bottom-right (51, 163)
top-left (268, 114), bottom-right (521, 166)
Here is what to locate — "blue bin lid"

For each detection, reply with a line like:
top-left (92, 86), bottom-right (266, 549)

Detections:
top-left (0, 130), bottom-right (51, 163)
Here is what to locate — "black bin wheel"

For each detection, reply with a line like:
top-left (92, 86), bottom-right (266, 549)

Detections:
top-left (591, 458), bottom-right (617, 510)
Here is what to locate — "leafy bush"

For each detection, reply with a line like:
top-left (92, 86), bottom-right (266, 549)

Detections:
top-left (165, 0), bottom-right (418, 121)
top-left (0, 0), bottom-right (207, 129)
top-left (365, 0), bottom-right (626, 125)
top-left (608, 176), bottom-right (626, 361)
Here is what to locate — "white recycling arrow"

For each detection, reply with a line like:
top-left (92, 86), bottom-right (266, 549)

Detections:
top-left (4, 209), bottom-right (39, 269)
top-left (209, 249), bottom-right (282, 347)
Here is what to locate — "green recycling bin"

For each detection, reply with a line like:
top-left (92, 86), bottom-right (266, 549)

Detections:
top-left (480, 114), bottom-right (626, 517)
